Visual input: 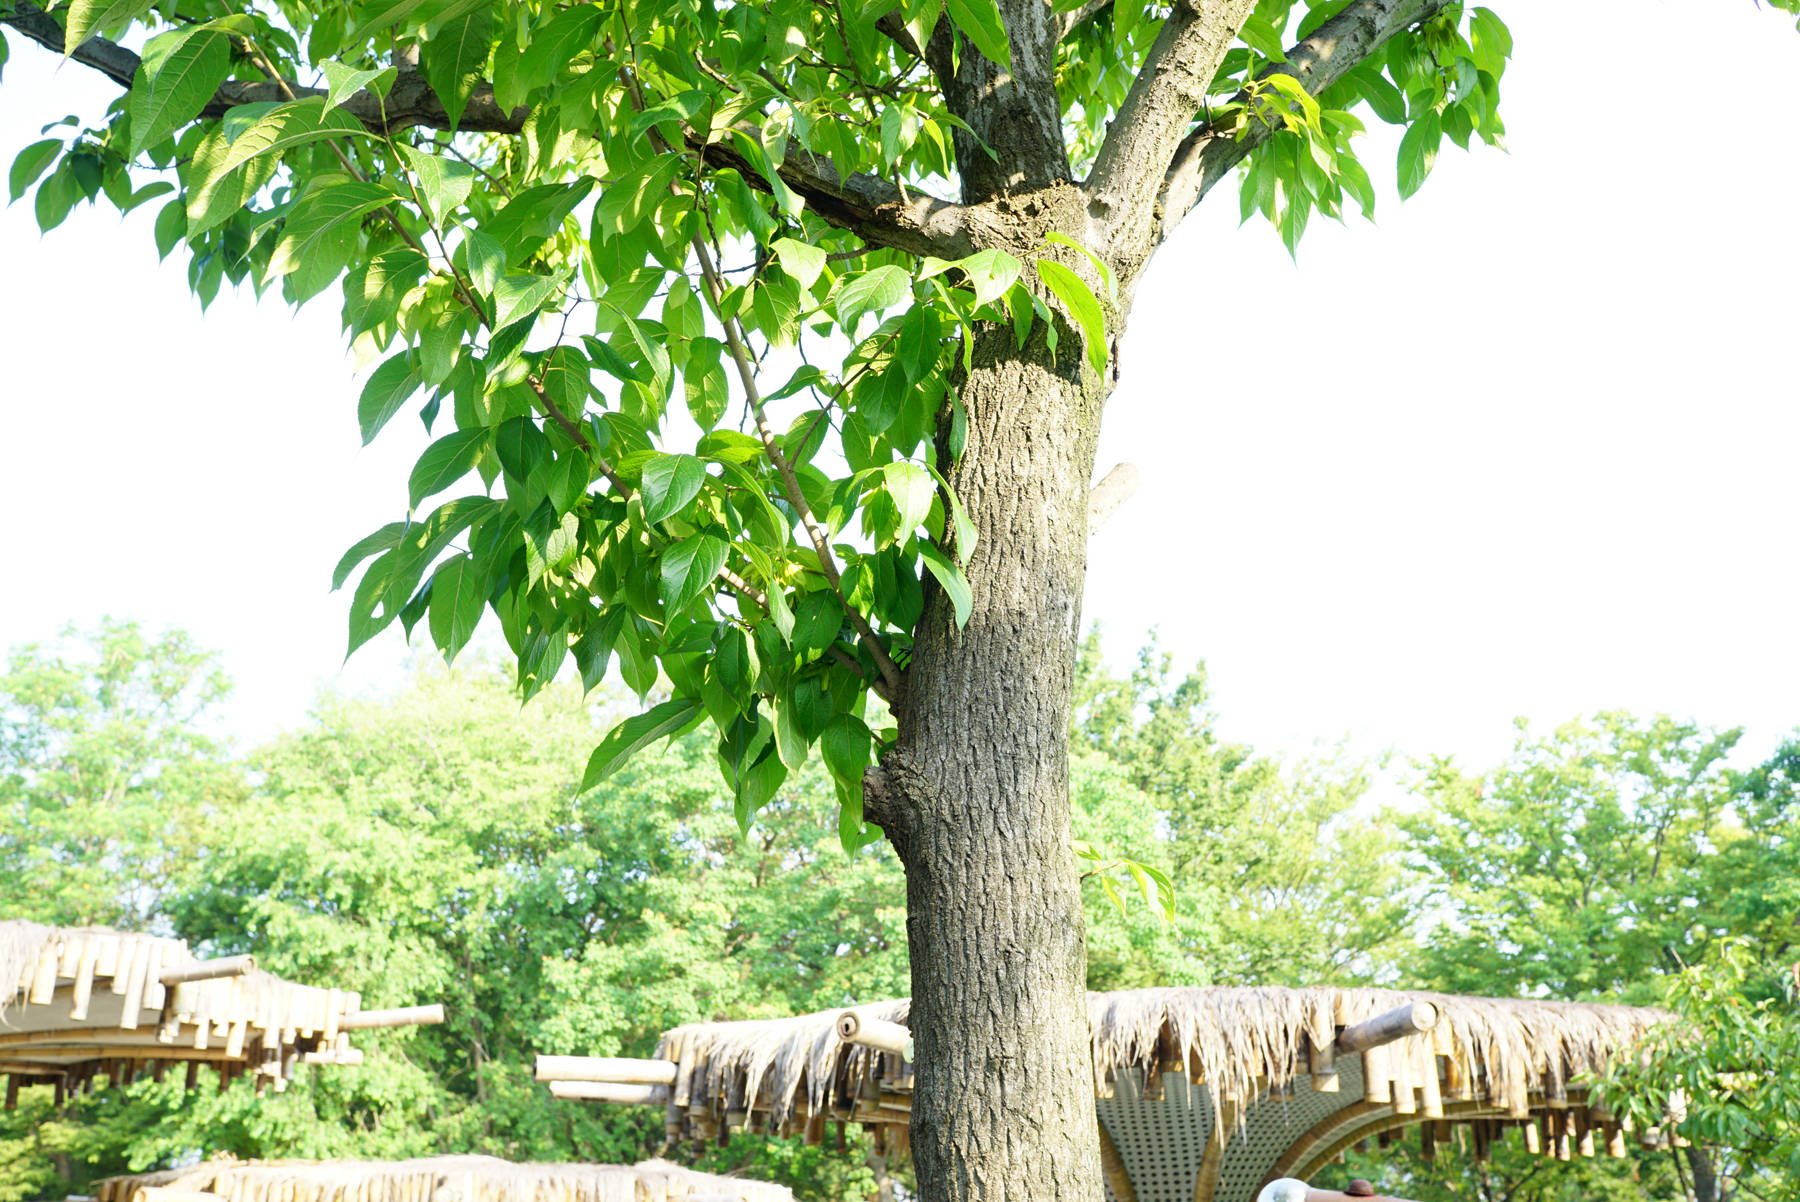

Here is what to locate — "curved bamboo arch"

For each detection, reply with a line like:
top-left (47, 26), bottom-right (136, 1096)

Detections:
top-left (1269, 1100), bottom-right (1510, 1185)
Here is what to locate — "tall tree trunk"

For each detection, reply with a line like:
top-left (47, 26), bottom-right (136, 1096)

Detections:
top-left (872, 326), bottom-right (1104, 1202)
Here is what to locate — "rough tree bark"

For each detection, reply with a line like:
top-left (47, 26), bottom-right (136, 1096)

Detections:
top-left (871, 324), bottom-right (1106, 1202)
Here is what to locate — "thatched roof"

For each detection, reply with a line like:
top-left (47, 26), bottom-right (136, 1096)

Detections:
top-left (610, 986), bottom-right (1671, 1202)
top-left (649, 987), bottom-right (1664, 1135)
top-left (98, 1156), bottom-right (793, 1202)
top-left (2, 920), bottom-right (379, 1102)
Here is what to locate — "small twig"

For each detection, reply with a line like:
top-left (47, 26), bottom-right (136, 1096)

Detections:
top-left (690, 229), bottom-right (904, 697)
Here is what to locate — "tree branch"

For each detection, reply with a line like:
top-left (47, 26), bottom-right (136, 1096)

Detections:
top-left (684, 126), bottom-right (997, 260)
top-left (1057, 0), bottom-right (1116, 41)
top-left (1, 1), bottom-right (980, 257)
top-left (1156, 0), bottom-right (1451, 241)
top-left (2, 1), bottom-right (136, 86)
top-left (1084, 0), bottom-right (1255, 260)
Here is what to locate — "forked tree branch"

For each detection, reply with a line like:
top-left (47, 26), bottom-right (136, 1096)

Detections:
top-left (1083, 0), bottom-right (1256, 258)
top-left (0, 0), bottom-right (979, 258)
top-left (1156, 0), bottom-right (1452, 240)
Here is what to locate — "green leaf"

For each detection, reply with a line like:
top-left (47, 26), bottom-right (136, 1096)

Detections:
top-left (772, 236), bottom-right (826, 289)
top-left (427, 554), bottom-right (486, 662)
top-left (63, 0), bottom-right (153, 54)
top-left (515, 5), bottom-right (603, 95)
top-left (926, 461), bottom-right (977, 562)
top-left (1043, 231), bottom-right (1117, 304)
top-left (883, 461), bottom-right (933, 534)
top-left (640, 453), bottom-right (707, 525)
top-left (1397, 109), bottom-right (1443, 199)
top-left (836, 265), bottom-right (912, 329)
top-left (492, 268), bottom-right (569, 331)
top-left (357, 351), bottom-right (419, 445)
top-left (660, 534), bottom-right (728, 614)
top-left (820, 712), bottom-right (872, 790)
top-left (127, 24), bottom-right (235, 156)
top-left (463, 228), bottom-right (506, 299)
top-left (9, 139), bottom-right (61, 203)
top-left (320, 61), bottom-right (397, 110)
top-left (581, 697), bottom-right (703, 790)
top-left (400, 144), bottom-right (474, 224)
top-left (186, 99), bottom-right (367, 236)
top-left (343, 0), bottom-right (434, 48)
top-left (269, 181), bottom-right (392, 301)
top-left (1237, 14), bottom-right (1286, 60)
top-left (1035, 259), bottom-right (1108, 376)
top-left (331, 521), bottom-right (405, 590)
top-left (919, 541), bottom-right (972, 627)
top-left (408, 429), bottom-right (488, 508)
top-left (897, 304), bottom-right (942, 382)
top-left (945, 0), bottom-right (1010, 68)
top-left (422, 4), bottom-right (493, 130)
top-left (957, 249), bottom-right (1021, 307)
top-left (683, 336), bottom-right (729, 428)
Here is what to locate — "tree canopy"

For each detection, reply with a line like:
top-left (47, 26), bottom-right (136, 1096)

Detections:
top-left (4, 0), bottom-right (1796, 1192)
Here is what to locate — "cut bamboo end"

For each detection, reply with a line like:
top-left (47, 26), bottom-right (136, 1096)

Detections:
top-left (534, 1054), bottom-right (678, 1085)
top-left (157, 955), bottom-right (255, 987)
top-left (1337, 1001), bottom-right (1439, 1056)
top-left (836, 1012), bottom-right (913, 1060)
top-left (549, 1080), bottom-right (670, 1105)
top-left (338, 1004), bottom-right (445, 1030)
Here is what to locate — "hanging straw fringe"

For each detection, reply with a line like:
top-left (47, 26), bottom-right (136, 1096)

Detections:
top-left (98, 1156), bottom-right (793, 1202)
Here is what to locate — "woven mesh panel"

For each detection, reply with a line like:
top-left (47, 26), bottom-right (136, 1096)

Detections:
top-left (1214, 1058), bottom-right (1367, 1201)
top-left (1098, 1070), bottom-right (1214, 1202)
top-left (1097, 1059), bottom-right (1370, 1202)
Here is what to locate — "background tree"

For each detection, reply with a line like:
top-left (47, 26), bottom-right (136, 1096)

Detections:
top-left (0, 618), bottom-right (244, 930)
top-left (1363, 718), bottom-right (1800, 1202)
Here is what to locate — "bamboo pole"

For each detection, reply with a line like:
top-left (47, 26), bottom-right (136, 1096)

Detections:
top-left (159, 956), bottom-right (256, 987)
top-left (1336, 1002), bottom-right (1438, 1055)
top-left (836, 1012), bottom-right (913, 1060)
top-left (338, 1004), bottom-right (445, 1030)
top-left (549, 1080), bottom-right (671, 1105)
top-left (534, 1054), bottom-right (678, 1085)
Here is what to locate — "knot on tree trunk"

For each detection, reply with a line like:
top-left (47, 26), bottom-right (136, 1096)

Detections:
top-left (862, 752), bottom-right (936, 839)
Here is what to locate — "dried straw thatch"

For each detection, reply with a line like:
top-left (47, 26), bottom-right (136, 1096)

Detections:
top-left (2, 919), bottom-right (387, 1105)
top-left (613, 986), bottom-right (1671, 1200)
top-left (648, 987), bottom-right (1664, 1139)
top-left (98, 1156), bottom-right (793, 1202)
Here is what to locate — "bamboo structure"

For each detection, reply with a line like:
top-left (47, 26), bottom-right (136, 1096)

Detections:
top-left (539, 986), bottom-right (1670, 1202)
top-left (98, 1156), bottom-right (793, 1202)
top-left (1, 920), bottom-right (436, 1102)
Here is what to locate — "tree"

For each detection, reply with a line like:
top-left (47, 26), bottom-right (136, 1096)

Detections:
top-left (0, 618), bottom-right (245, 930)
top-left (1395, 717), bottom-right (1800, 1202)
top-left (1404, 713), bottom-right (1748, 1003)
top-left (6, 0), bottom-right (1793, 1195)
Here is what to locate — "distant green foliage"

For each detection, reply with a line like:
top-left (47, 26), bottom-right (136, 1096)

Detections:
top-left (0, 618), bottom-right (245, 930)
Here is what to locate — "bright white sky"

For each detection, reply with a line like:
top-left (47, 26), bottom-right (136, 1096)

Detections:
top-left (1, 1), bottom-right (1796, 776)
